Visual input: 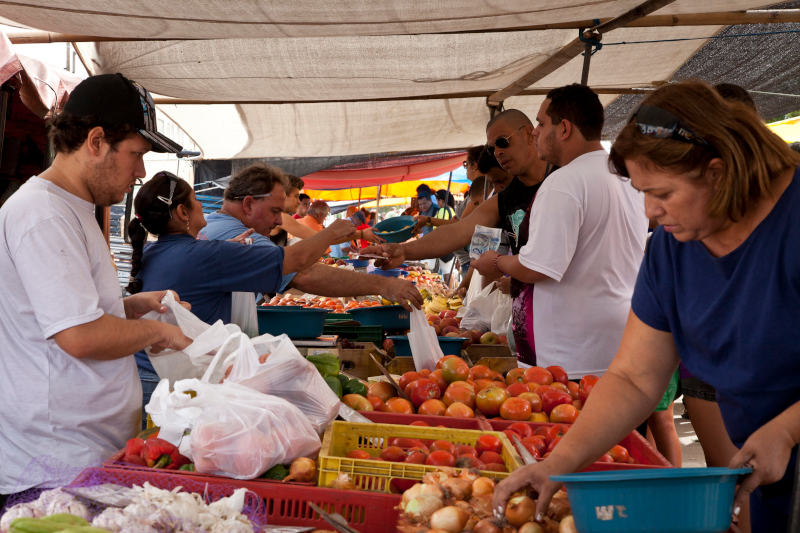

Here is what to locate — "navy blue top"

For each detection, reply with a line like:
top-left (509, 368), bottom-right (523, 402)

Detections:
top-left (632, 166), bottom-right (800, 447)
top-left (134, 233), bottom-right (284, 372)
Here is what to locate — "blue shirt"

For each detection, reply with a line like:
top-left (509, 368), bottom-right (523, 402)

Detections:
top-left (200, 212), bottom-right (296, 291)
top-left (418, 200), bottom-right (438, 235)
top-left (134, 232), bottom-right (284, 372)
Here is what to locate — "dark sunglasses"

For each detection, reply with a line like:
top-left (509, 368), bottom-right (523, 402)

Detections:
top-left (633, 105), bottom-right (709, 146)
top-left (488, 126), bottom-right (525, 155)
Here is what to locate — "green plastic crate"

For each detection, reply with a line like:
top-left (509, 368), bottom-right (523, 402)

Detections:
top-left (323, 323), bottom-right (383, 344)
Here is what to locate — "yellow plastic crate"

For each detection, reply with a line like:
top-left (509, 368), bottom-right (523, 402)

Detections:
top-left (318, 421), bottom-right (522, 493)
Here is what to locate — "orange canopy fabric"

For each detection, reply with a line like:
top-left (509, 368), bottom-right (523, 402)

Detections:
top-left (306, 179), bottom-right (468, 202)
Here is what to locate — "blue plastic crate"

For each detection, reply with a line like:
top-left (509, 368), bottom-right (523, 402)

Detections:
top-left (372, 215), bottom-right (415, 243)
top-left (550, 467), bottom-right (752, 533)
top-left (387, 335), bottom-right (468, 357)
top-left (256, 306), bottom-right (328, 338)
top-left (348, 305), bottom-right (410, 329)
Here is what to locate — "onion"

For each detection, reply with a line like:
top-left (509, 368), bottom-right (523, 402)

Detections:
top-left (468, 494), bottom-right (493, 519)
top-left (440, 477), bottom-right (472, 501)
top-left (559, 515), bottom-right (577, 533)
top-left (422, 471), bottom-right (451, 485)
top-left (430, 506), bottom-right (468, 533)
top-left (505, 495), bottom-right (536, 527)
top-left (329, 472), bottom-right (357, 491)
top-left (458, 468), bottom-right (480, 482)
top-left (282, 457), bottom-right (316, 482)
top-left (404, 495), bottom-right (444, 521)
top-left (518, 522), bottom-right (545, 533)
top-left (473, 518), bottom-right (503, 533)
top-left (402, 483), bottom-right (423, 505)
top-left (471, 477), bottom-right (495, 497)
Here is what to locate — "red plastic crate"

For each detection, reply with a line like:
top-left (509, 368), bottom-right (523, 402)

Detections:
top-left (72, 466), bottom-right (400, 532)
top-left (361, 411), bottom-right (671, 468)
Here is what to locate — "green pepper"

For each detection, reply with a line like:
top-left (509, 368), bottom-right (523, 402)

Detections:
top-left (324, 375), bottom-right (343, 398)
top-left (343, 378), bottom-right (367, 396)
top-left (306, 353), bottom-right (340, 377)
top-left (337, 374), bottom-right (349, 388)
top-left (178, 463), bottom-right (195, 472)
top-left (261, 463), bottom-right (290, 480)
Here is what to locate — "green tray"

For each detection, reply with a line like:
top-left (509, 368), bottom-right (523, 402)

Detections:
top-left (323, 323), bottom-right (383, 344)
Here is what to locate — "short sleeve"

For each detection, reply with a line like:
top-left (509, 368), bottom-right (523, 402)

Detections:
top-left (211, 240), bottom-right (285, 294)
top-left (631, 234), bottom-right (671, 332)
top-left (518, 187), bottom-right (581, 282)
top-left (11, 216), bottom-right (104, 338)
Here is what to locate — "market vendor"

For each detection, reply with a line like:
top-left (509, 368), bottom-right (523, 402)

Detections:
top-left (0, 74), bottom-right (193, 503)
top-left (363, 108), bottom-right (550, 361)
top-left (493, 81), bottom-right (800, 533)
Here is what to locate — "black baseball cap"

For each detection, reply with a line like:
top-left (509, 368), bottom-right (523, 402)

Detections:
top-left (63, 73), bottom-right (182, 153)
top-left (416, 184), bottom-right (434, 199)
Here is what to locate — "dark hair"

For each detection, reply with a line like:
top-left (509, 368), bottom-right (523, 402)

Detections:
top-left (714, 83), bottom-right (756, 111)
top-left (224, 163), bottom-right (288, 201)
top-left (436, 189), bottom-right (455, 208)
top-left (47, 112), bottom-right (139, 154)
top-left (126, 171), bottom-right (193, 294)
top-left (299, 193), bottom-right (311, 202)
top-left (466, 145), bottom-right (485, 165)
top-left (545, 84), bottom-right (604, 141)
top-left (469, 176), bottom-right (487, 198)
top-left (477, 146), bottom-right (502, 173)
top-left (285, 174), bottom-right (305, 193)
top-left (416, 184), bottom-right (433, 197)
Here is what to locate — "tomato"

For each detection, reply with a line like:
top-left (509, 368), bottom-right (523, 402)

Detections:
top-left (441, 357), bottom-right (470, 383)
top-left (380, 446), bottom-right (407, 462)
top-left (546, 436), bottom-right (562, 453)
top-left (417, 399), bottom-right (447, 416)
top-left (388, 437), bottom-right (426, 449)
top-left (507, 422), bottom-right (534, 439)
top-left (405, 448), bottom-right (428, 464)
top-left (506, 382), bottom-right (530, 397)
top-left (475, 434), bottom-right (502, 455)
top-left (539, 388), bottom-right (574, 415)
top-left (546, 365), bottom-right (569, 385)
top-left (398, 371), bottom-right (421, 390)
top-left (430, 440), bottom-right (457, 456)
top-left (346, 449), bottom-right (371, 459)
top-left (597, 453), bottom-right (614, 463)
top-left (580, 374), bottom-right (599, 404)
top-left (550, 382), bottom-right (570, 394)
top-left (429, 369), bottom-right (448, 394)
top-left (523, 366), bottom-right (554, 385)
top-left (425, 450), bottom-right (456, 467)
top-left (456, 444), bottom-right (477, 457)
top-left (475, 386), bottom-right (510, 417)
top-left (521, 435), bottom-right (546, 456)
top-left (455, 455), bottom-right (486, 469)
top-left (566, 381), bottom-right (581, 401)
top-left (505, 368), bottom-right (526, 385)
top-left (366, 395), bottom-right (385, 411)
top-left (549, 403), bottom-right (579, 424)
top-left (406, 378), bottom-right (442, 408)
top-left (443, 382), bottom-right (476, 408)
top-left (478, 450), bottom-right (505, 465)
top-left (518, 392), bottom-right (543, 413)
top-left (409, 420), bottom-right (429, 427)
top-left (417, 368), bottom-right (432, 378)
top-left (608, 444), bottom-right (635, 464)
top-left (500, 397), bottom-right (533, 421)
top-left (469, 364), bottom-right (494, 381)
top-left (482, 462), bottom-right (507, 473)
top-left (436, 354), bottom-right (461, 370)
top-left (384, 397), bottom-right (414, 414)
top-left (445, 402), bottom-right (475, 418)
top-left (474, 378), bottom-right (496, 392)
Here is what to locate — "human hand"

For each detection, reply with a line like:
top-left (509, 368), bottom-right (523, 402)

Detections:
top-left (412, 215), bottom-right (430, 235)
top-left (495, 276), bottom-right (511, 294)
top-left (492, 460), bottom-right (564, 523)
top-left (472, 250), bottom-right (500, 276)
top-left (377, 277), bottom-right (423, 311)
top-left (150, 323), bottom-right (193, 354)
top-left (360, 227), bottom-right (386, 244)
top-left (123, 290), bottom-right (191, 319)
top-left (323, 219), bottom-right (357, 243)
top-left (728, 417), bottom-right (796, 516)
top-left (227, 228), bottom-right (255, 244)
top-left (360, 243), bottom-right (406, 269)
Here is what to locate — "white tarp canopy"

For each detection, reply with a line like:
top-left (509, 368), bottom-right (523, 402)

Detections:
top-left (0, 1), bottom-right (785, 159)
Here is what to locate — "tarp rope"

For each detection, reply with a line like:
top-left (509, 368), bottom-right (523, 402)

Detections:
top-left (603, 28), bottom-right (800, 47)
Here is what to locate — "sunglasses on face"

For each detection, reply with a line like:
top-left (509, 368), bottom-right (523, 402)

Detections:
top-left (488, 126), bottom-right (525, 155)
top-left (633, 105), bottom-right (709, 146)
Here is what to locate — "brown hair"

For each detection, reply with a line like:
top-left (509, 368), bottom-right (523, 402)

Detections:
top-left (224, 163), bottom-right (288, 201)
top-left (285, 174), bottom-right (305, 193)
top-left (47, 112), bottom-right (138, 154)
top-left (609, 80), bottom-right (800, 221)
top-left (545, 84), bottom-right (604, 141)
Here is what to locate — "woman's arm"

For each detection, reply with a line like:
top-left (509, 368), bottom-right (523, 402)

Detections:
top-left (492, 311), bottom-right (680, 519)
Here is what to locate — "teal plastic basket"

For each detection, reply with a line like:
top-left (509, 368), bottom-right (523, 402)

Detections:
top-left (348, 305), bottom-right (410, 329)
top-left (387, 335), bottom-right (468, 356)
top-left (550, 467), bottom-right (752, 533)
top-left (256, 306), bottom-right (328, 338)
top-left (372, 215), bottom-right (415, 243)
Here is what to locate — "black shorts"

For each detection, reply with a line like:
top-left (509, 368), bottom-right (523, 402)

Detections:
top-left (681, 375), bottom-right (717, 402)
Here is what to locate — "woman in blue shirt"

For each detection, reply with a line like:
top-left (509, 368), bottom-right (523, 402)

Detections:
top-left (492, 81), bottom-right (800, 533)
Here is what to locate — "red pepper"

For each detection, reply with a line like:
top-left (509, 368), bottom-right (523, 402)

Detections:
top-left (143, 438), bottom-right (179, 468)
top-left (123, 438), bottom-right (146, 465)
top-left (164, 448), bottom-right (191, 470)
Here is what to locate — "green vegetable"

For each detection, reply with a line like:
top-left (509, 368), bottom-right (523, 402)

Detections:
top-left (262, 463), bottom-right (289, 480)
top-left (337, 374), bottom-right (349, 388)
top-left (307, 353), bottom-right (340, 377)
top-left (343, 378), bottom-right (367, 396)
top-left (324, 375), bottom-right (343, 398)
top-left (60, 528), bottom-right (112, 533)
top-left (178, 463), bottom-right (195, 471)
top-left (41, 516), bottom-right (89, 527)
top-left (10, 518), bottom-right (70, 533)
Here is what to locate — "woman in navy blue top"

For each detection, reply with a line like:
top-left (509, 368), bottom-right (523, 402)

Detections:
top-left (492, 81), bottom-right (800, 533)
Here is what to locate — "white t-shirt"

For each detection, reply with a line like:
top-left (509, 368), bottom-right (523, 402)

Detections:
top-left (0, 177), bottom-right (140, 492)
top-left (518, 150), bottom-right (647, 378)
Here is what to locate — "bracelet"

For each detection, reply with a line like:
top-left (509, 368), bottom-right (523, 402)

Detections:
top-left (493, 254), bottom-right (503, 275)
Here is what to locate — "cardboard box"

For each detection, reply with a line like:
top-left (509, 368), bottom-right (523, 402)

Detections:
top-left (338, 342), bottom-right (386, 380)
top-left (466, 343), bottom-right (512, 359)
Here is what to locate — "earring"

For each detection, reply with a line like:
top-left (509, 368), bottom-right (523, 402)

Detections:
top-left (185, 219), bottom-right (190, 231)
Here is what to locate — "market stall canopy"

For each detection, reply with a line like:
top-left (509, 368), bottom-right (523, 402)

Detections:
top-left (767, 116), bottom-right (800, 142)
top-left (1, 1), bottom-right (798, 159)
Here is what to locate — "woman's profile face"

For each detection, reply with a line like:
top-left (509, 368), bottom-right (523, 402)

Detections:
top-left (187, 191), bottom-right (208, 237)
top-left (626, 157), bottom-right (724, 243)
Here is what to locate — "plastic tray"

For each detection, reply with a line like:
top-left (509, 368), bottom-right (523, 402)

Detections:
top-left (318, 421), bottom-right (522, 493)
top-left (372, 215), bottom-right (415, 243)
top-left (387, 335), bottom-right (468, 357)
top-left (323, 323), bottom-right (384, 344)
top-left (550, 467), bottom-right (751, 532)
top-left (256, 306), bottom-right (328, 338)
top-left (348, 305), bottom-right (410, 330)
top-left (361, 412), bottom-right (671, 468)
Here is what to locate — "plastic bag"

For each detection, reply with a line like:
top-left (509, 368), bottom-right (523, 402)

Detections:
top-left (408, 308), bottom-right (444, 370)
top-left (147, 378), bottom-right (320, 479)
top-left (140, 291), bottom-right (240, 384)
top-left (459, 284), bottom-right (498, 332)
top-left (490, 286), bottom-right (512, 335)
top-left (203, 331), bottom-right (340, 434)
top-left (230, 291), bottom-right (259, 337)
top-left (469, 224), bottom-right (503, 260)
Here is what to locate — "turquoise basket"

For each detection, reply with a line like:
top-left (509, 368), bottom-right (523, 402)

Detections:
top-left (256, 306), bottom-right (328, 338)
top-left (387, 335), bottom-right (468, 357)
top-left (348, 305), bottom-right (410, 330)
top-left (550, 467), bottom-right (752, 533)
top-left (372, 215), bottom-right (415, 243)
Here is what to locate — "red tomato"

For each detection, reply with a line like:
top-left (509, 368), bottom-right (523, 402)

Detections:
top-left (478, 450), bottom-right (505, 465)
top-left (430, 440), bottom-right (457, 456)
top-left (579, 375), bottom-right (599, 404)
top-left (505, 368), bottom-right (526, 385)
top-left (380, 446), bottom-right (407, 462)
top-left (425, 450), bottom-right (456, 467)
top-left (417, 399), bottom-right (447, 416)
top-left (521, 435), bottom-right (547, 456)
top-left (455, 455), bottom-right (486, 469)
top-left (546, 365), bottom-right (569, 385)
top-left (398, 371), bottom-right (421, 390)
top-left (546, 436), bottom-right (562, 453)
top-left (506, 382), bottom-right (530, 397)
top-left (409, 420), bottom-right (429, 427)
top-left (482, 463), bottom-right (508, 473)
top-left (500, 397), bottom-right (533, 421)
top-left (507, 422), bottom-right (534, 439)
top-left (523, 366), bottom-right (554, 385)
top-left (346, 449), bottom-right (371, 459)
top-left (539, 388), bottom-right (574, 415)
top-left (384, 397), bottom-right (414, 414)
top-left (475, 387), bottom-right (510, 417)
top-left (388, 437), bottom-right (426, 449)
top-left (475, 434), bottom-right (502, 455)
top-left (456, 444), bottom-right (477, 457)
top-left (405, 449), bottom-right (428, 464)
top-left (405, 378), bottom-right (442, 408)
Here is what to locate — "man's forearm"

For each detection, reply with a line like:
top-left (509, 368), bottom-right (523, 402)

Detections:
top-left (291, 263), bottom-right (383, 296)
top-left (53, 314), bottom-right (168, 360)
top-left (283, 231), bottom-right (336, 273)
top-left (280, 213), bottom-right (317, 239)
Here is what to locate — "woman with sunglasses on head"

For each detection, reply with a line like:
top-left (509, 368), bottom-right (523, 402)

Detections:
top-left (492, 81), bottom-right (800, 533)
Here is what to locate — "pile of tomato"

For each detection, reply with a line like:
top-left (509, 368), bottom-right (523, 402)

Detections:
top-left (264, 295), bottom-right (383, 313)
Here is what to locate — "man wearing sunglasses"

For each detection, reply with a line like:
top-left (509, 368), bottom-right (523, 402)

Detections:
top-left (472, 84), bottom-right (648, 381)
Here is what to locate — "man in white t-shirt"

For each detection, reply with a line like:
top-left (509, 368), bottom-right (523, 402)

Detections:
top-left (473, 84), bottom-right (648, 378)
top-left (0, 74), bottom-right (192, 499)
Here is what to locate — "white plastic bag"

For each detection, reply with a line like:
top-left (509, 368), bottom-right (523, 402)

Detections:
top-left (459, 284), bottom-right (498, 332)
top-left (203, 332), bottom-right (340, 434)
top-left (490, 287), bottom-right (512, 335)
top-left (230, 291), bottom-right (259, 337)
top-left (408, 308), bottom-right (444, 371)
top-left (140, 291), bottom-right (240, 383)
top-left (147, 378), bottom-right (320, 479)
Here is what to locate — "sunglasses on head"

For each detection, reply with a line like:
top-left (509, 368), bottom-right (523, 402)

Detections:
top-left (488, 126), bottom-right (525, 155)
top-left (233, 192), bottom-right (273, 201)
top-left (633, 105), bottom-right (709, 146)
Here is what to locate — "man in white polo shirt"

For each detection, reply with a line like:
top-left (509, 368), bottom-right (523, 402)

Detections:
top-left (0, 74), bottom-right (192, 504)
top-left (473, 84), bottom-right (648, 378)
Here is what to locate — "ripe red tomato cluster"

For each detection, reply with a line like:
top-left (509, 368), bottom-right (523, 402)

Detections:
top-left (502, 422), bottom-right (635, 464)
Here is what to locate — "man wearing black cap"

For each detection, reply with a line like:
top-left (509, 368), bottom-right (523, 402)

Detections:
top-left (0, 73), bottom-right (192, 500)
